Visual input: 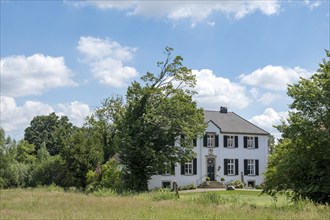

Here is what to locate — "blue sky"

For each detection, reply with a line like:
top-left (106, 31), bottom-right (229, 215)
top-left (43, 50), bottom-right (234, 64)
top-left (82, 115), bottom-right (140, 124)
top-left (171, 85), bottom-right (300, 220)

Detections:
top-left (1, 0), bottom-right (329, 140)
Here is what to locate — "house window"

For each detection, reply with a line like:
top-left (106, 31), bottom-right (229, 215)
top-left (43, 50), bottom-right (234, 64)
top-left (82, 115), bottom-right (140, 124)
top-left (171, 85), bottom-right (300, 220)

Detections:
top-left (247, 159), bottom-right (255, 175)
top-left (227, 159), bottom-right (235, 175)
top-left (244, 136), bottom-right (258, 149)
top-left (227, 136), bottom-right (234, 148)
top-left (207, 133), bottom-right (215, 147)
top-left (162, 181), bottom-right (171, 188)
top-left (181, 158), bottom-right (197, 175)
top-left (244, 159), bottom-right (259, 176)
top-left (247, 137), bottom-right (254, 148)
top-left (184, 162), bottom-right (193, 175)
top-left (224, 158), bottom-right (238, 175)
top-left (247, 180), bottom-right (255, 188)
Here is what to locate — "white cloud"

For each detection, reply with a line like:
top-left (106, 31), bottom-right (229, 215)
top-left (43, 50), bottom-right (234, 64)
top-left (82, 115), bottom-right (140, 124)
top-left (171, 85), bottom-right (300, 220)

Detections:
top-left (0, 96), bottom-right (54, 138)
top-left (1, 54), bottom-right (76, 97)
top-left (77, 36), bottom-right (138, 87)
top-left (77, 1), bottom-right (280, 25)
top-left (250, 108), bottom-right (288, 140)
top-left (57, 101), bottom-right (91, 127)
top-left (239, 65), bottom-right (312, 91)
top-left (193, 69), bottom-right (250, 110)
top-left (303, 0), bottom-right (321, 10)
top-left (257, 92), bottom-right (281, 105)
top-left (0, 96), bottom-right (91, 140)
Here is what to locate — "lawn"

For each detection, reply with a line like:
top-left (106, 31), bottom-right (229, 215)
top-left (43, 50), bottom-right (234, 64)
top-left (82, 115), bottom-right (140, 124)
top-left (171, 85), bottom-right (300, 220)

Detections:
top-left (1, 187), bottom-right (329, 219)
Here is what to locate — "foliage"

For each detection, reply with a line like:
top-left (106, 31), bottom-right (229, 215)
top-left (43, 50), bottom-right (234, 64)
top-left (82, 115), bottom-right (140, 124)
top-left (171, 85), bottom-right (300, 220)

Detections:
top-left (0, 128), bottom-right (13, 188)
top-left (32, 153), bottom-right (69, 187)
top-left (264, 50), bottom-right (330, 204)
top-left (268, 134), bottom-right (275, 154)
top-left (228, 180), bottom-right (244, 189)
top-left (15, 140), bottom-right (36, 164)
top-left (60, 128), bottom-right (104, 188)
top-left (86, 159), bottom-right (123, 192)
top-left (24, 112), bottom-right (74, 155)
top-left (118, 47), bottom-right (206, 192)
top-left (85, 96), bottom-right (124, 162)
top-left (0, 130), bottom-right (36, 188)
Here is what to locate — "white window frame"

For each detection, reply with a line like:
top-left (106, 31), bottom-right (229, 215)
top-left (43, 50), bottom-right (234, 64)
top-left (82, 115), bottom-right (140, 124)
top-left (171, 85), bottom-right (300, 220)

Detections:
top-left (247, 159), bottom-right (255, 175)
top-left (227, 159), bottom-right (235, 175)
top-left (185, 162), bottom-right (193, 175)
top-left (207, 133), bottom-right (215, 147)
top-left (247, 137), bottom-right (254, 148)
top-left (227, 136), bottom-right (234, 148)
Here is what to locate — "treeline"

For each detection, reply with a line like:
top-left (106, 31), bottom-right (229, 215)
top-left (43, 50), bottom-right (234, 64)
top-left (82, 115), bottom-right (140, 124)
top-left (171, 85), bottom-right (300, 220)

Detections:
top-left (0, 110), bottom-right (121, 191)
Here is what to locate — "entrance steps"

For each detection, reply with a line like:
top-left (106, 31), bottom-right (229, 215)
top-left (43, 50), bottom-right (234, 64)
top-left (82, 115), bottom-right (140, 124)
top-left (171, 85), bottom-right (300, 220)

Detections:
top-left (198, 181), bottom-right (226, 189)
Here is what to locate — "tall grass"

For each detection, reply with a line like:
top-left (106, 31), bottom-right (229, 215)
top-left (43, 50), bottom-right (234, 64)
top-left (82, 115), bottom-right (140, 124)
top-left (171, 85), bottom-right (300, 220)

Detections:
top-left (1, 188), bottom-right (329, 219)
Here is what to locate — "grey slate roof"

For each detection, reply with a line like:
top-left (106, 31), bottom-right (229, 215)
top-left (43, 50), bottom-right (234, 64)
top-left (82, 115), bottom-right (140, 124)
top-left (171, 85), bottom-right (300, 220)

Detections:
top-left (204, 110), bottom-right (269, 135)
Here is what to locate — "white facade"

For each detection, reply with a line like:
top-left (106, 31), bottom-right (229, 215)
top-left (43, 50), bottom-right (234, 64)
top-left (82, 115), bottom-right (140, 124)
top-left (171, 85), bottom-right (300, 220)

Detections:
top-left (148, 111), bottom-right (269, 190)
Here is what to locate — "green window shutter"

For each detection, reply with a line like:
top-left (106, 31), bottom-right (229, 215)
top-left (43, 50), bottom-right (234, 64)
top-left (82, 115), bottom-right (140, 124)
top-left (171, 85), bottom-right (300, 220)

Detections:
top-left (235, 136), bottom-right (238, 148)
top-left (224, 136), bottom-right (228, 148)
top-left (224, 159), bottom-right (228, 175)
top-left (215, 134), bottom-right (219, 147)
top-left (244, 136), bottom-right (247, 148)
top-left (244, 159), bottom-right (248, 175)
top-left (255, 160), bottom-right (259, 176)
top-left (235, 159), bottom-right (239, 175)
top-left (193, 138), bottom-right (197, 147)
top-left (255, 137), bottom-right (259, 148)
top-left (203, 135), bottom-right (207, 147)
top-left (193, 158), bottom-right (197, 175)
top-left (181, 163), bottom-right (184, 175)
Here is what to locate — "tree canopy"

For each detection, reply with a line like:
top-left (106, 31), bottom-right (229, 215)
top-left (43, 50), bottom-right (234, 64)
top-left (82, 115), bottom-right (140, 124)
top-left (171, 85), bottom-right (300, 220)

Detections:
top-left (263, 50), bottom-right (330, 204)
top-left (24, 113), bottom-right (74, 155)
top-left (118, 47), bottom-right (206, 191)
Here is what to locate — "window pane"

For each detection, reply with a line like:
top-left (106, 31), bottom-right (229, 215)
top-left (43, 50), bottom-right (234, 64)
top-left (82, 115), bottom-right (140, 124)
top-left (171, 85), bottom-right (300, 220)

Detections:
top-left (227, 136), bottom-right (234, 148)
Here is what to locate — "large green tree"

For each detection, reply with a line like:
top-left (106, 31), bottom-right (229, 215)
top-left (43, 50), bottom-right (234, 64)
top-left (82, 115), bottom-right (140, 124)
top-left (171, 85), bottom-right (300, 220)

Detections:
top-left (24, 113), bottom-right (74, 155)
top-left (118, 47), bottom-right (206, 192)
top-left (264, 51), bottom-right (330, 203)
top-left (60, 127), bottom-right (104, 188)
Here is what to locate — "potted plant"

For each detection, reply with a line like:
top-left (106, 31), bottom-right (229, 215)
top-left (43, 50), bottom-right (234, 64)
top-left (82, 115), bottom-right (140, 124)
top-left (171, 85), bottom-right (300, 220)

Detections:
top-left (205, 177), bottom-right (210, 185)
top-left (221, 177), bottom-right (225, 183)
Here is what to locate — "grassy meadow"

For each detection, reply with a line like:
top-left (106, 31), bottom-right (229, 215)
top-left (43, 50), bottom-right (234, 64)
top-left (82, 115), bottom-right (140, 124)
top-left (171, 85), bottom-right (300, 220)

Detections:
top-left (1, 187), bottom-right (329, 219)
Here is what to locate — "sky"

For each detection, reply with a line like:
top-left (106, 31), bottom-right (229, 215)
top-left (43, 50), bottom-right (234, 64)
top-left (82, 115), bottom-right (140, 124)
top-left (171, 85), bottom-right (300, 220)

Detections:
top-left (1, 0), bottom-right (329, 141)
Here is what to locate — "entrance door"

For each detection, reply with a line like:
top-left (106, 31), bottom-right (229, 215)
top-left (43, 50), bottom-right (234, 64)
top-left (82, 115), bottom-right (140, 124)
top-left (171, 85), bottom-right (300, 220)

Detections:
top-left (207, 158), bottom-right (215, 181)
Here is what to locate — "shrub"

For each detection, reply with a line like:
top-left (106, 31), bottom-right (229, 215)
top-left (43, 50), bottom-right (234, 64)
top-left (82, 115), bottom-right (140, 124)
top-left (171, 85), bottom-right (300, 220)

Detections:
top-left (32, 155), bottom-right (70, 187)
top-left (86, 159), bottom-right (123, 193)
top-left (230, 180), bottom-right (244, 189)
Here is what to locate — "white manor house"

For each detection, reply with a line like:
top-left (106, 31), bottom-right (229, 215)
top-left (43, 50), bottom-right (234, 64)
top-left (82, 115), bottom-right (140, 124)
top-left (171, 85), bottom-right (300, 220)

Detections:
top-left (148, 107), bottom-right (269, 189)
